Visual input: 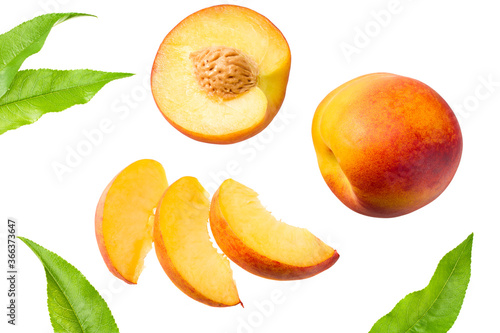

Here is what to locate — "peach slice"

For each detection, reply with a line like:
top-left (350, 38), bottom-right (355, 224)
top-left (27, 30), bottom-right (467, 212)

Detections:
top-left (154, 177), bottom-right (241, 307)
top-left (151, 5), bottom-right (291, 144)
top-left (210, 179), bottom-right (339, 280)
top-left (95, 159), bottom-right (168, 284)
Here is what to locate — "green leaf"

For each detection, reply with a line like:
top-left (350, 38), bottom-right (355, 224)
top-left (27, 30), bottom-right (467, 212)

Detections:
top-left (0, 69), bottom-right (133, 134)
top-left (369, 233), bottom-right (473, 333)
top-left (19, 237), bottom-right (120, 333)
top-left (0, 13), bottom-right (95, 98)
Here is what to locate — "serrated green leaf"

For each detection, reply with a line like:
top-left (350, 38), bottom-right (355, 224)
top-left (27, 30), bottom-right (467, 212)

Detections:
top-left (0, 69), bottom-right (133, 134)
top-left (369, 233), bottom-right (473, 333)
top-left (0, 13), bottom-right (95, 98)
top-left (19, 237), bottom-right (120, 333)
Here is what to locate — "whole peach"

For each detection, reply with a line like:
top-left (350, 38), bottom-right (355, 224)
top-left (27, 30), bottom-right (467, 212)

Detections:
top-left (312, 73), bottom-right (463, 218)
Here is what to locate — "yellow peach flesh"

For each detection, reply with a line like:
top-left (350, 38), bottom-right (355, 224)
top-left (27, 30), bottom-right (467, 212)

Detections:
top-left (210, 179), bottom-right (339, 280)
top-left (220, 181), bottom-right (334, 267)
top-left (154, 177), bottom-right (240, 306)
top-left (96, 159), bottom-right (168, 284)
top-left (151, 5), bottom-right (291, 143)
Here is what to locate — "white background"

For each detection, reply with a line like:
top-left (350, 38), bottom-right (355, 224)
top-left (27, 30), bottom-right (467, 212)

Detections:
top-left (1, 0), bottom-right (499, 332)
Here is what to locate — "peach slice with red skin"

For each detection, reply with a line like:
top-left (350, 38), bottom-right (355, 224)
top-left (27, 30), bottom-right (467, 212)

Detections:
top-left (154, 176), bottom-right (241, 307)
top-left (210, 179), bottom-right (339, 280)
top-left (312, 73), bottom-right (463, 218)
top-left (151, 5), bottom-right (291, 144)
top-left (95, 159), bottom-right (168, 284)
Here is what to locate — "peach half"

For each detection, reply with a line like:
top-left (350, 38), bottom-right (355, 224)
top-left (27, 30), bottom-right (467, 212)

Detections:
top-left (151, 5), bottom-right (291, 144)
top-left (312, 73), bottom-right (463, 218)
top-left (210, 179), bottom-right (339, 280)
top-left (154, 177), bottom-right (241, 307)
top-left (95, 159), bottom-right (168, 284)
